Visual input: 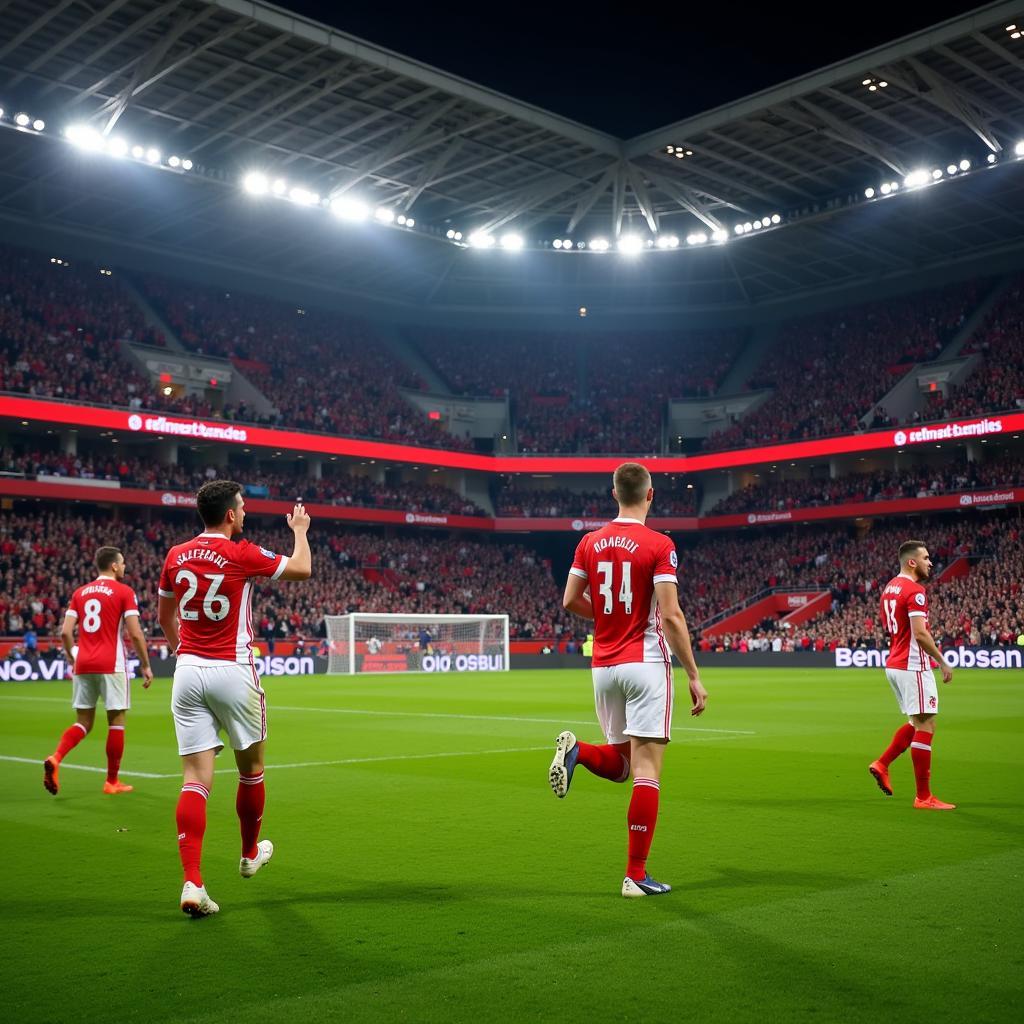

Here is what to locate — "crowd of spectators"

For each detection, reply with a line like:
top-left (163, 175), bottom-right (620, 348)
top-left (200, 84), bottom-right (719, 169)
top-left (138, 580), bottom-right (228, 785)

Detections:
top-left (0, 447), bottom-right (484, 516)
top-left (493, 480), bottom-right (698, 517)
top-left (918, 276), bottom-right (1024, 423)
top-left (411, 328), bottom-right (743, 453)
top-left (704, 282), bottom-right (982, 451)
top-left (0, 509), bottom-right (570, 643)
top-left (684, 515), bottom-right (1023, 651)
top-left (141, 276), bottom-right (467, 448)
top-left (707, 458), bottom-right (1022, 515)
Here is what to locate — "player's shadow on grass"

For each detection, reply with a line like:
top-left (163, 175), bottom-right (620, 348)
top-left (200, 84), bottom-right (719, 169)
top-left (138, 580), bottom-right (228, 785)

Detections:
top-left (256, 882), bottom-right (463, 907)
top-left (669, 865), bottom-right (862, 897)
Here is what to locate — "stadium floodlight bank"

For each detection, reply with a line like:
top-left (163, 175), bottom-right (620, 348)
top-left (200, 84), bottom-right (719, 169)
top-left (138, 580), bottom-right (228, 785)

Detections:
top-left (325, 614), bottom-right (510, 674)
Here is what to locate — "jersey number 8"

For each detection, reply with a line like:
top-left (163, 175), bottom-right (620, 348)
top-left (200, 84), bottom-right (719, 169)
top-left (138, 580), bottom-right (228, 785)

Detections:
top-left (175, 570), bottom-right (230, 622)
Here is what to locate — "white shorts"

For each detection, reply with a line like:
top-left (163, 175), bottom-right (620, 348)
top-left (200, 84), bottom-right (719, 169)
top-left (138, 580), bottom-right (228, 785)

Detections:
top-left (72, 673), bottom-right (130, 711)
top-left (171, 658), bottom-right (267, 756)
top-left (592, 661), bottom-right (674, 744)
top-left (885, 667), bottom-right (939, 717)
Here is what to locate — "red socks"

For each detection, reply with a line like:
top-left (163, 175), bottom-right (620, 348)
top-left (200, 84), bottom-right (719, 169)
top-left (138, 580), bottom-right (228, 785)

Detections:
top-left (176, 783), bottom-right (209, 886)
top-left (911, 731), bottom-right (933, 800)
top-left (105, 726), bottom-right (125, 784)
top-left (236, 772), bottom-right (266, 860)
top-left (53, 722), bottom-right (87, 762)
top-left (878, 723), bottom-right (915, 767)
top-left (626, 778), bottom-right (660, 881)
top-left (578, 742), bottom-right (631, 782)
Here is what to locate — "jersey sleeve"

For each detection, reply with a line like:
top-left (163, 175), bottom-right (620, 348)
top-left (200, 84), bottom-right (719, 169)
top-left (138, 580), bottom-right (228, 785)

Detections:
top-left (653, 537), bottom-right (679, 585)
top-left (65, 589), bottom-right (80, 619)
top-left (238, 539), bottom-right (289, 580)
top-left (158, 553), bottom-right (175, 599)
top-left (568, 537), bottom-right (589, 580)
top-left (907, 588), bottom-right (928, 618)
top-left (122, 586), bottom-right (140, 619)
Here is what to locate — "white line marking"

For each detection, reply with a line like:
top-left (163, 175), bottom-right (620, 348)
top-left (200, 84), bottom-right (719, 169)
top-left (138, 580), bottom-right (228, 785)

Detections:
top-left (0, 694), bottom-right (757, 734)
top-left (0, 755), bottom-right (167, 779)
top-left (272, 705), bottom-right (756, 735)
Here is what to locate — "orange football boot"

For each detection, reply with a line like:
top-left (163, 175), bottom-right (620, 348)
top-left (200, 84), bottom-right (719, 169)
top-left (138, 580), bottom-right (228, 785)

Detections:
top-left (102, 781), bottom-right (134, 794)
top-left (868, 760), bottom-right (893, 796)
top-left (913, 795), bottom-right (956, 810)
top-left (43, 757), bottom-right (60, 796)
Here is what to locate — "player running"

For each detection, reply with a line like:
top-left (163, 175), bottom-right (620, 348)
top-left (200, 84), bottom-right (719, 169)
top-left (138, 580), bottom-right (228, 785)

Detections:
top-left (44, 546), bottom-right (154, 796)
top-left (550, 462), bottom-right (708, 898)
top-left (869, 539), bottom-right (955, 810)
top-left (158, 480), bottom-right (311, 918)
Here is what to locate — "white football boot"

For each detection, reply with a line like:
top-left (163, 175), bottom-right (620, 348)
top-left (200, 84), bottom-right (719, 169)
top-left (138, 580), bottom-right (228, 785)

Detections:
top-left (180, 882), bottom-right (220, 918)
top-left (240, 839), bottom-right (275, 878)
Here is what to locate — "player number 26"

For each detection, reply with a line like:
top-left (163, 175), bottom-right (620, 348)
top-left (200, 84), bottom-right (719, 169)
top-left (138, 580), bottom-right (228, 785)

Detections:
top-left (175, 570), bottom-right (230, 622)
top-left (596, 560), bottom-right (633, 615)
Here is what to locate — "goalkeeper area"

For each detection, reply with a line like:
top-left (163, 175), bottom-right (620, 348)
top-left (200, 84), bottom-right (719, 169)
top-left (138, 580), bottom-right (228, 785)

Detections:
top-left (325, 613), bottom-right (509, 674)
top-left (1, 667), bottom-right (1021, 1023)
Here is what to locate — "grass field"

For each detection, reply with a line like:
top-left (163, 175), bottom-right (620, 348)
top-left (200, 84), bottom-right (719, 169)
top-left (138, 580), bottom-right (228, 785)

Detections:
top-left (1, 667), bottom-right (1022, 1024)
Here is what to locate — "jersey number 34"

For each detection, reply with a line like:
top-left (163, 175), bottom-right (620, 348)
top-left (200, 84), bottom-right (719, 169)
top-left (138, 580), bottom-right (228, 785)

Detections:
top-left (597, 560), bottom-right (633, 615)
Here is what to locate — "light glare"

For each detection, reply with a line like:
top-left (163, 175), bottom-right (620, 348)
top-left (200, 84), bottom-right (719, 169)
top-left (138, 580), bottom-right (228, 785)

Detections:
top-left (243, 172), bottom-right (268, 195)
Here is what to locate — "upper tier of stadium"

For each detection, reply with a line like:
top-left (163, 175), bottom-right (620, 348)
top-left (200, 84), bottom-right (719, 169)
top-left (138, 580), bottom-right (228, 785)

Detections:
top-left (0, 1), bottom-right (1023, 314)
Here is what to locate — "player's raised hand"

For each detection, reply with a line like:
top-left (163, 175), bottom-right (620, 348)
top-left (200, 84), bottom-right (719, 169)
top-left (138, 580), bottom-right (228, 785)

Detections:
top-left (141, 665), bottom-right (155, 689)
top-left (688, 675), bottom-right (708, 716)
top-left (287, 502), bottom-right (310, 532)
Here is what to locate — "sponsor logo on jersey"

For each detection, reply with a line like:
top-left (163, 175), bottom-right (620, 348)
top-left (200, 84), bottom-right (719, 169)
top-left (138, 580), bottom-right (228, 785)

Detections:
top-left (669, 550), bottom-right (678, 568)
top-left (914, 592), bottom-right (926, 606)
top-left (259, 546), bottom-right (277, 559)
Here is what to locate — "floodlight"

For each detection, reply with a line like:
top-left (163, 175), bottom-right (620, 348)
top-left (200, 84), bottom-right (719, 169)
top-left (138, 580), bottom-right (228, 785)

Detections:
top-left (66, 124), bottom-right (102, 150)
top-left (590, 237), bottom-right (609, 251)
top-left (182, 159), bottom-right (193, 171)
top-left (987, 153), bottom-right (997, 164)
top-left (330, 196), bottom-right (369, 220)
top-left (931, 168), bottom-right (943, 180)
top-left (405, 218), bottom-right (415, 227)
top-left (770, 213), bottom-right (781, 224)
top-left (446, 229), bottom-right (456, 239)
top-left (468, 232), bottom-right (495, 248)
top-left (107, 137), bottom-right (128, 158)
top-left (243, 172), bottom-right (268, 195)
top-left (145, 147), bottom-right (160, 164)
top-left (375, 207), bottom-right (395, 223)
top-left (289, 187), bottom-right (318, 206)
top-left (397, 214), bottom-right (408, 225)
top-left (880, 183), bottom-right (892, 195)
top-left (168, 155), bottom-right (181, 168)
top-left (617, 235), bottom-right (642, 254)
top-left (903, 169), bottom-right (929, 187)
top-left (711, 229), bottom-right (728, 242)
top-left (32, 119), bottom-right (45, 131)
top-left (753, 220), bottom-right (763, 230)
top-left (734, 224), bottom-right (744, 235)
top-left (553, 239), bottom-right (563, 249)
top-left (271, 178), bottom-right (286, 194)
top-left (14, 112), bottom-right (30, 127)
top-left (655, 236), bottom-right (671, 249)
top-left (500, 233), bottom-right (524, 250)
top-left (131, 145), bottom-right (144, 159)
top-left (946, 164), bottom-right (957, 175)
top-left (1015, 141), bottom-right (1024, 157)
top-left (959, 159), bottom-right (970, 171)
top-left (864, 187), bottom-right (875, 198)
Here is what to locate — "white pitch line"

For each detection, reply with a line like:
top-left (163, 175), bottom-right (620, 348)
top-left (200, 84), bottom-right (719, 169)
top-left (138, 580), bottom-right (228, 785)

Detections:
top-left (0, 694), bottom-right (757, 734)
top-left (0, 755), bottom-right (168, 779)
top-left (272, 705), bottom-right (756, 735)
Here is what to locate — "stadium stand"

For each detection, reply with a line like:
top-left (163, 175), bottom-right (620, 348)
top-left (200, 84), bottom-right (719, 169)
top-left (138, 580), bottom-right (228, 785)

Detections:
top-left (0, 509), bottom-right (570, 642)
top-left (704, 282), bottom-right (982, 451)
top-left (493, 480), bottom-right (698, 516)
top-left (139, 275), bottom-right (468, 448)
top-left (411, 328), bottom-right (743, 453)
top-left (0, 448), bottom-right (484, 515)
top-left (707, 458), bottom-right (1022, 515)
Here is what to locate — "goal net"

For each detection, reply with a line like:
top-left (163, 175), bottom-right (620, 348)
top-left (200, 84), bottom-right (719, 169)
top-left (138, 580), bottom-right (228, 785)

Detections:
top-left (324, 613), bottom-right (510, 675)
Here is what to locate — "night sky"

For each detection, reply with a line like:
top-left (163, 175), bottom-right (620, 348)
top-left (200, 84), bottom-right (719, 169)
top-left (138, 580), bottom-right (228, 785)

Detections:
top-left (285, 0), bottom-right (989, 136)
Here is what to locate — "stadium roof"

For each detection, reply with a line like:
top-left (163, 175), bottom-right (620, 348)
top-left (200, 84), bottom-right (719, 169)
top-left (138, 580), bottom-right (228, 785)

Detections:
top-left (1, 0), bottom-right (1024, 313)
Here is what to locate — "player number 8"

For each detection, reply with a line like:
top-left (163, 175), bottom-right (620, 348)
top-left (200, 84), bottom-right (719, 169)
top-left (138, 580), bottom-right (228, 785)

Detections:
top-left (82, 598), bottom-right (102, 633)
top-left (175, 570), bottom-right (230, 622)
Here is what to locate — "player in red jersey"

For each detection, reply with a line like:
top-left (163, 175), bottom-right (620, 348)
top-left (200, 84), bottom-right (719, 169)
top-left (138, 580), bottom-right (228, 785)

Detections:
top-left (550, 462), bottom-right (708, 898)
top-left (158, 480), bottom-right (311, 917)
top-left (44, 546), bottom-right (154, 796)
top-left (869, 539), bottom-right (955, 810)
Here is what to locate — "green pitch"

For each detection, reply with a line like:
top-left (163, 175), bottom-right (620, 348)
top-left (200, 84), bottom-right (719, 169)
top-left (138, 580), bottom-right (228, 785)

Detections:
top-left (1, 668), bottom-right (1021, 1024)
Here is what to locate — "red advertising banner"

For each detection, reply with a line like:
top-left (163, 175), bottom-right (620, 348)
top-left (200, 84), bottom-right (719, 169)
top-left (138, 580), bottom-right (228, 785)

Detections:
top-left (3, 395), bottom-right (1021, 476)
top-left (2, 477), bottom-right (1018, 532)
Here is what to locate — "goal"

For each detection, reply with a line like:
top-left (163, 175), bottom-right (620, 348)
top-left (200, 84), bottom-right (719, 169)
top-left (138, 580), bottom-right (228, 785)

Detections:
top-left (324, 613), bottom-right (510, 675)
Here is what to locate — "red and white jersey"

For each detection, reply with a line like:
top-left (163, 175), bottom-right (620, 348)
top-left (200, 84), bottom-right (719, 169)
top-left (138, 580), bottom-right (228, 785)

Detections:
top-left (570, 517), bottom-right (678, 667)
top-left (159, 532), bottom-right (287, 664)
top-left (66, 577), bottom-right (139, 674)
top-left (880, 572), bottom-right (932, 671)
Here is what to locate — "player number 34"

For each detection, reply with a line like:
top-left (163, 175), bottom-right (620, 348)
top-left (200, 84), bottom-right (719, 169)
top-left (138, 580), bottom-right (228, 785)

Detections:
top-left (175, 570), bottom-right (230, 622)
top-left (597, 560), bottom-right (633, 615)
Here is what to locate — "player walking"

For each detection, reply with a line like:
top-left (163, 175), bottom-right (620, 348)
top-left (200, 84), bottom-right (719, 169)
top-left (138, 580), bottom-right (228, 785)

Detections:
top-left (869, 539), bottom-right (955, 810)
top-left (44, 546), bottom-right (154, 796)
top-left (158, 481), bottom-right (311, 917)
top-left (550, 462), bottom-right (708, 898)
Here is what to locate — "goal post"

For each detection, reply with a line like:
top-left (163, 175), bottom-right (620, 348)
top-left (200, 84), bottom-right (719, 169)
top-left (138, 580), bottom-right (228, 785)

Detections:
top-left (324, 613), bottom-right (510, 675)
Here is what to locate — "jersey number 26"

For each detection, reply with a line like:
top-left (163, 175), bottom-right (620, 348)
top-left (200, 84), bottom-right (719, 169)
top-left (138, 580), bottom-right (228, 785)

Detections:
top-left (175, 570), bottom-right (230, 622)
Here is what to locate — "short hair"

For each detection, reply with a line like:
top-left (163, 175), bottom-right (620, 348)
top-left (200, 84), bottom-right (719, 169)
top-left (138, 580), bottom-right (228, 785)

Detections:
top-left (898, 539), bottom-right (927, 564)
top-left (613, 462), bottom-right (651, 507)
top-left (95, 546), bottom-right (122, 572)
top-left (197, 480), bottom-right (243, 527)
